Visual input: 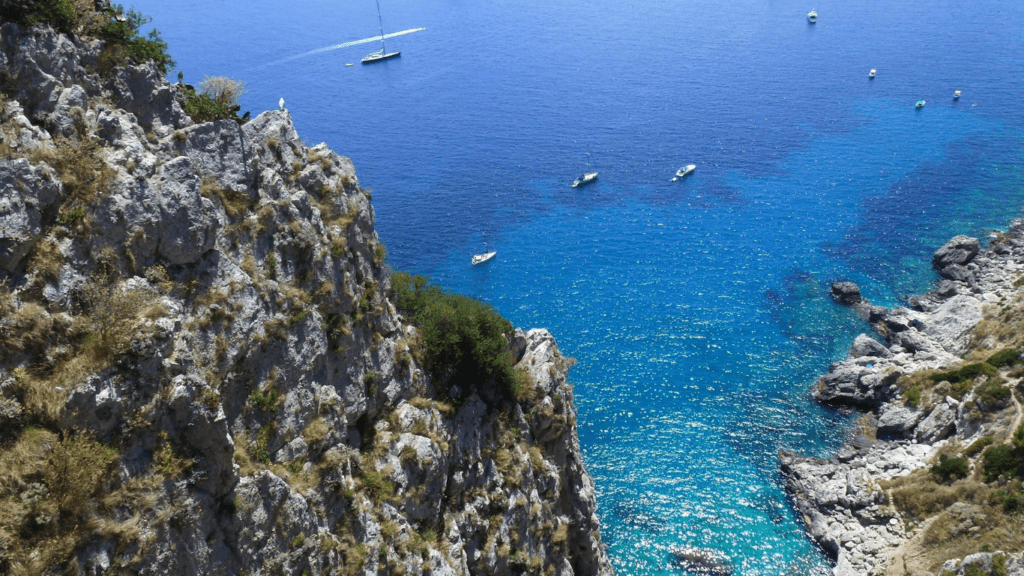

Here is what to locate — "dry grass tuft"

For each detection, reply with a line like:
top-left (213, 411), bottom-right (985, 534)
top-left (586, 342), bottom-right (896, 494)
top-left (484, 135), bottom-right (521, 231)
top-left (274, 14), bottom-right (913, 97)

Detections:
top-left (200, 177), bottom-right (252, 219)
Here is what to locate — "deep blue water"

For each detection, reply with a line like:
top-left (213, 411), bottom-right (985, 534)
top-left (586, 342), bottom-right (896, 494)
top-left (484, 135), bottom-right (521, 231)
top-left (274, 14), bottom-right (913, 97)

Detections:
top-left (131, 0), bottom-right (1024, 573)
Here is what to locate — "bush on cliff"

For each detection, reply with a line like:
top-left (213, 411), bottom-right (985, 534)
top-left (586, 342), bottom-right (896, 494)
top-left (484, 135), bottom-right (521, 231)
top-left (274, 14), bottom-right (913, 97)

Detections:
top-left (181, 75), bottom-right (250, 124)
top-left (0, 2), bottom-right (175, 73)
top-left (391, 271), bottom-right (521, 404)
top-left (983, 445), bottom-right (1019, 483)
top-left (930, 454), bottom-right (968, 482)
top-left (929, 362), bottom-right (998, 385)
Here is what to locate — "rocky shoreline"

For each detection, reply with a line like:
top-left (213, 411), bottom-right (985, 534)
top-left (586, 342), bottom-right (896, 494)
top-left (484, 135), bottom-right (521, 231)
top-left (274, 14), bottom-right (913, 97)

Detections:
top-left (782, 226), bottom-right (1024, 575)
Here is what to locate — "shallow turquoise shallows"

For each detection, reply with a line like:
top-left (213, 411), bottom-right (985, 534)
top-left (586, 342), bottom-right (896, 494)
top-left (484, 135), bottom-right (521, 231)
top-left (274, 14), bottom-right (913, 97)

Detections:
top-left (131, 0), bottom-right (1024, 572)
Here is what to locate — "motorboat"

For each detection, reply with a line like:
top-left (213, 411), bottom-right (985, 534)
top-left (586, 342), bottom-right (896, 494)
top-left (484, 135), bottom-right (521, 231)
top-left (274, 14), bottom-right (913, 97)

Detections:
top-left (954, 90), bottom-right (961, 100)
top-left (915, 100), bottom-right (926, 109)
top-left (869, 69), bottom-right (876, 78)
top-left (807, 9), bottom-right (817, 23)
top-left (471, 251), bottom-right (496, 265)
top-left (672, 164), bottom-right (696, 181)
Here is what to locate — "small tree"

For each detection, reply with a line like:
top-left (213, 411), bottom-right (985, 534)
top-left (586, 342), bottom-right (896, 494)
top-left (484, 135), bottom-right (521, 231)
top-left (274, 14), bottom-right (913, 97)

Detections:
top-left (199, 76), bottom-right (248, 108)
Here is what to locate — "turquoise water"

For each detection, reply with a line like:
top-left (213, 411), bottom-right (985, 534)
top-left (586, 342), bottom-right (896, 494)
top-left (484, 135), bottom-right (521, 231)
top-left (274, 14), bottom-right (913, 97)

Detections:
top-left (131, 0), bottom-right (1024, 573)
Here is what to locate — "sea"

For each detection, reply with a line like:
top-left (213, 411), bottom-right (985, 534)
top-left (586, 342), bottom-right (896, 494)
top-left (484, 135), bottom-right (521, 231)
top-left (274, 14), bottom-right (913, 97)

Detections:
top-left (128, 0), bottom-right (1024, 573)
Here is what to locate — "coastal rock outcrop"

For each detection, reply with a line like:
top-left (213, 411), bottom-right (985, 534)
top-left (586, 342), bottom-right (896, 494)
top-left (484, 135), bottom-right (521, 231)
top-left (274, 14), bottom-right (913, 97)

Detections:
top-left (0, 19), bottom-right (611, 576)
top-left (785, 222), bottom-right (1024, 575)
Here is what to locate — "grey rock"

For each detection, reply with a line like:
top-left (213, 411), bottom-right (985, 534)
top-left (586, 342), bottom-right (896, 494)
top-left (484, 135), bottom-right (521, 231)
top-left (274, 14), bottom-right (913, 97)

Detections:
top-left (934, 235), bottom-right (980, 269)
top-left (0, 159), bottom-right (61, 271)
top-left (831, 281), bottom-right (862, 305)
top-left (849, 334), bottom-right (890, 358)
top-left (914, 397), bottom-right (959, 443)
top-left (876, 402), bottom-right (924, 436)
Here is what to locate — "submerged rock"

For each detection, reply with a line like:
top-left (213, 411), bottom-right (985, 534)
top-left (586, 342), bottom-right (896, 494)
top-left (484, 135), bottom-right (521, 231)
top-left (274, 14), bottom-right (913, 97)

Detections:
top-left (671, 547), bottom-right (732, 575)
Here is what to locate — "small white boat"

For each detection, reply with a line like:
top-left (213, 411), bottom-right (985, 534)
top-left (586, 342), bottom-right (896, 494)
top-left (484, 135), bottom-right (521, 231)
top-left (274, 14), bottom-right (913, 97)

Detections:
top-left (346, 63), bottom-right (354, 67)
top-left (471, 251), bottom-right (496, 265)
top-left (869, 69), bottom-right (876, 78)
top-left (915, 100), bottom-right (926, 109)
top-left (573, 172), bottom-right (598, 188)
top-left (673, 164), bottom-right (696, 181)
top-left (953, 90), bottom-right (961, 100)
top-left (572, 146), bottom-right (598, 188)
top-left (807, 9), bottom-right (817, 23)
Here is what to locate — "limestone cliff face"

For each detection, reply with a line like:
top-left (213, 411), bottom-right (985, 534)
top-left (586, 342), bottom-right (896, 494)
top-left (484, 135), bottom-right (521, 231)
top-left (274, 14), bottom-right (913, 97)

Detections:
top-left (0, 22), bottom-right (612, 576)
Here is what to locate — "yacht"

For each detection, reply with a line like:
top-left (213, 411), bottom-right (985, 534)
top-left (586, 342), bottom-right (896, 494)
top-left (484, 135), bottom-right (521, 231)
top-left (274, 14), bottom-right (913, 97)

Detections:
top-left (672, 164), bottom-right (696, 181)
top-left (471, 251), bottom-right (496, 265)
top-left (954, 90), bottom-right (961, 100)
top-left (362, 0), bottom-right (401, 64)
top-left (916, 100), bottom-right (926, 109)
top-left (807, 9), bottom-right (817, 23)
top-left (572, 147), bottom-right (598, 188)
top-left (869, 69), bottom-right (876, 78)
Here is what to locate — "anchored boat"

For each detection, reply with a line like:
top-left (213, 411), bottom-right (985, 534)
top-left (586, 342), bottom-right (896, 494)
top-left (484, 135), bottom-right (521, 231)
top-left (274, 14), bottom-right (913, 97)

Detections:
top-left (362, 0), bottom-right (401, 64)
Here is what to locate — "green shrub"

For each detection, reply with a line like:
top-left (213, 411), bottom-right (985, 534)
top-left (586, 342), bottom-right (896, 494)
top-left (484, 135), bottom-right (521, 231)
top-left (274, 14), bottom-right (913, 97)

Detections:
top-left (181, 76), bottom-right (249, 124)
top-left (965, 436), bottom-right (995, 457)
top-left (983, 445), bottom-right (1019, 482)
top-left (964, 564), bottom-right (987, 576)
top-left (361, 469), bottom-right (393, 504)
top-left (905, 387), bottom-right (921, 407)
top-left (97, 5), bottom-right (175, 73)
top-left (977, 378), bottom-right (1011, 405)
top-left (987, 348), bottom-right (1022, 368)
top-left (391, 271), bottom-right (520, 403)
top-left (1014, 423), bottom-right (1024, 450)
top-left (929, 362), bottom-right (998, 384)
top-left (1004, 491), bottom-right (1024, 513)
top-left (930, 454), bottom-right (968, 482)
top-left (995, 553), bottom-right (1009, 576)
top-left (44, 433), bottom-right (118, 516)
top-left (248, 384), bottom-right (279, 412)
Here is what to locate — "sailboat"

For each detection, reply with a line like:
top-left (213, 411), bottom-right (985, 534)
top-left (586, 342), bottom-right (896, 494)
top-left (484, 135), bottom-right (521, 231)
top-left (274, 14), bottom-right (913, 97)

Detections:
top-left (572, 147), bottom-right (598, 188)
top-left (471, 243), bottom-right (496, 265)
top-left (361, 0), bottom-right (400, 64)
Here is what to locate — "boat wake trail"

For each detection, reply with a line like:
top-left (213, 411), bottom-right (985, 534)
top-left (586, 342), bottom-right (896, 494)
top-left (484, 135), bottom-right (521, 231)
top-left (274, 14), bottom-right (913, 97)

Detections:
top-left (261, 28), bottom-right (425, 68)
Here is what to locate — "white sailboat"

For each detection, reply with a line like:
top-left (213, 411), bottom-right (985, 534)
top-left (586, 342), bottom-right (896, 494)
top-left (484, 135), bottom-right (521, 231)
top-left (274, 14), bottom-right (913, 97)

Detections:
top-left (362, 0), bottom-right (400, 64)
top-left (471, 243), bottom-right (496, 265)
top-left (572, 147), bottom-right (598, 188)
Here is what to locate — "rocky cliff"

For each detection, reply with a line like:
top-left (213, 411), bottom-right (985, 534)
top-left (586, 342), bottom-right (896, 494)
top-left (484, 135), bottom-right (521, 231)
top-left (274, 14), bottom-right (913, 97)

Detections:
top-left (0, 19), bottom-right (611, 576)
top-left (782, 228), bottom-right (1024, 575)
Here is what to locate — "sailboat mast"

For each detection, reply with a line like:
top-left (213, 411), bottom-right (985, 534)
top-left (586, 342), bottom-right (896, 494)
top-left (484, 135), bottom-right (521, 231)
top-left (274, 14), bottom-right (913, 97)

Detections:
top-left (375, 0), bottom-right (386, 53)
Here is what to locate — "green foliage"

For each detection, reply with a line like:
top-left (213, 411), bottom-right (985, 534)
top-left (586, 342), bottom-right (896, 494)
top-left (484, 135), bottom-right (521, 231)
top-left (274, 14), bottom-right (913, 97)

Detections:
top-left (929, 362), bottom-right (998, 384)
top-left (290, 533), bottom-right (305, 548)
top-left (930, 454), bottom-right (968, 482)
top-left (0, 0), bottom-right (77, 33)
top-left (987, 348), bottom-right (1022, 368)
top-left (977, 378), bottom-right (1011, 405)
top-left (248, 384), bottom-right (279, 412)
top-left (965, 436), bottom-right (995, 457)
top-left (905, 387), bottom-right (921, 407)
top-left (1014, 423), bottom-right (1024, 451)
top-left (250, 424), bottom-right (273, 464)
top-left (964, 564), bottom-right (987, 576)
top-left (361, 469), bottom-right (393, 504)
top-left (181, 76), bottom-right (249, 124)
top-left (995, 553), bottom-right (1009, 576)
top-left (391, 271), bottom-right (521, 404)
top-left (44, 432), bottom-right (118, 516)
top-left (1003, 491), bottom-right (1024, 513)
top-left (983, 445), bottom-right (1019, 482)
top-left (97, 5), bottom-right (175, 73)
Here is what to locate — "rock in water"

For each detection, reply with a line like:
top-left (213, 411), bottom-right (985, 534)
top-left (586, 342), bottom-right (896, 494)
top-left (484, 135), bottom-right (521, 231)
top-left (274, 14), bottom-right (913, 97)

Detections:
top-left (830, 281), bottom-right (862, 305)
top-left (671, 547), bottom-right (733, 575)
top-left (933, 235), bottom-right (980, 270)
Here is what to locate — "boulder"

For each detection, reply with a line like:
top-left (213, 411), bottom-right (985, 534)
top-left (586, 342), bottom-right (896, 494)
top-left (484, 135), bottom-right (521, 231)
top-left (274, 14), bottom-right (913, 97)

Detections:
top-left (849, 335), bottom-right (891, 358)
top-left (876, 402), bottom-right (924, 436)
top-left (933, 235), bottom-right (980, 270)
top-left (914, 397), bottom-right (959, 443)
top-left (831, 282), bottom-right (863, 305)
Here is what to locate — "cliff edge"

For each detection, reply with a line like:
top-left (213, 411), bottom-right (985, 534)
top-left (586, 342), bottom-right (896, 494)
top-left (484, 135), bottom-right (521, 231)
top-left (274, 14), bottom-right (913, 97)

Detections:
top-left (0, 17), bottom-right (611, 576)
